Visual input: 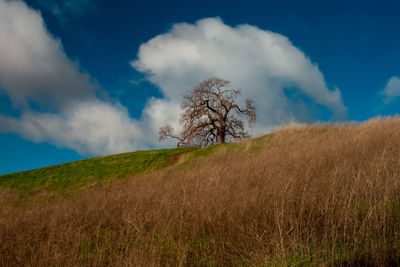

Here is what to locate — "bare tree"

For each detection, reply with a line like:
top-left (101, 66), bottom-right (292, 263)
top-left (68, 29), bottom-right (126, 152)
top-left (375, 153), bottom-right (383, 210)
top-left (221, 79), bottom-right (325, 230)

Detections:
top-left (159, 77), bottom-right (256, 147)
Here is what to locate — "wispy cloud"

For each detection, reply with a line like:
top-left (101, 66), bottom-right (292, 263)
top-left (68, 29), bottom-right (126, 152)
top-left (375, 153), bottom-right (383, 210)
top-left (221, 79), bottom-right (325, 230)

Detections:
top-left (381, 76), bottom-right (400, 104)
top-left (37, 0), bottom-right (98, 24)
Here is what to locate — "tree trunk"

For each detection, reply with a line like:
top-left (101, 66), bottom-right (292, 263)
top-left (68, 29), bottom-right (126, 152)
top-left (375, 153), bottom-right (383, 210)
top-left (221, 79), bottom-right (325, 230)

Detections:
top-left (217, 132), bottom-right (225, 144)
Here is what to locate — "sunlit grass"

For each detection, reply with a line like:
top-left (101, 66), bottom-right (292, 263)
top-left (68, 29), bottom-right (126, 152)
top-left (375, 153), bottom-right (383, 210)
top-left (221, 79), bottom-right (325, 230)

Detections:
top-left (0, 147), bottom-right (192, 194)
top-left (1, 117), bottom-right (400, 266)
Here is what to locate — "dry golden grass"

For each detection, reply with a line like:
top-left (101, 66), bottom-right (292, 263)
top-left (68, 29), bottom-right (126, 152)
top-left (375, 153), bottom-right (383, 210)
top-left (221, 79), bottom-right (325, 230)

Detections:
top-left (1, 117), bottom-right (400, 266)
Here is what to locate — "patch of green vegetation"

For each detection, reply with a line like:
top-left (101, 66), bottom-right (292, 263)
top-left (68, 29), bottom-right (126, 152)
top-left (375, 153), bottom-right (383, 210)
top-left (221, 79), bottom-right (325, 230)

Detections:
top-left (267, 244), bottom-right (318, 267)
top-left (181, 144), bottom-right (222, 161)
top-left (186, 235), bottom-right (213, 266)
top-left (330, 247), bottom-right (376, 266)
top-left (0, 147), bottom-right (192, 193)
top-left (175, 134), bottom-right (275, 171)
top-left (268, 245), bottom-right (370, 266)
top-left (0, 133), bottom-right (274, 199)
top-left (379, 200), bottom-right (400, 214)
top-left (152, 235), bottom-right (180, 265)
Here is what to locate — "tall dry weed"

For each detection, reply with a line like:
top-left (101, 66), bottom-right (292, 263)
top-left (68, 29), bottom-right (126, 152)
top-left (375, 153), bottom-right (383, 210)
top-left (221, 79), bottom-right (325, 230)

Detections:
top-left (1, 117), bottom-right (400, 266)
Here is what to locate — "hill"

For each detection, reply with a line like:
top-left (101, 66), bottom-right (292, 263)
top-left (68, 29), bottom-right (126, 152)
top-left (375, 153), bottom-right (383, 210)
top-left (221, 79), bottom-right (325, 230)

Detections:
top-left (1, 117), bottom-right (400, 266)
top-left (0, 147), bottom-right (194, 199)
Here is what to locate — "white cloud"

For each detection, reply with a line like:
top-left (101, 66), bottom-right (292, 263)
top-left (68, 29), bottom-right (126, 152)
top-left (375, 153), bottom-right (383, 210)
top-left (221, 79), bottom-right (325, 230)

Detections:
top-left (0, 10), bottom-right (347, 155)
top-left (0, 0), bottom-right (98, 110)
top-left (132, 17), bottom-right (347, 136)
top-left (0, 0), bottom-right (146, 155)
top-left (382, 76), bottom-right (400, 104)
top-left (0, 101), bottom-right (146, 155)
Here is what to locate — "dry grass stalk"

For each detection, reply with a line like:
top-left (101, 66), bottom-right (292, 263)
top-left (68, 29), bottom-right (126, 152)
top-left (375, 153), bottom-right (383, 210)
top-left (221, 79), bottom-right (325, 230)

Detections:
top-left (1, 117), bottom-right (400, 266)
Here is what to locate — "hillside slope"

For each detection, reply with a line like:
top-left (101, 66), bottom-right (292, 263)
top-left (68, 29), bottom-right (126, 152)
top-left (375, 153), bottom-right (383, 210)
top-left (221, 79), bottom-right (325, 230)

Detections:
top-left (0, 147), bottom-right (194, 197)
top-left (1, 117), bottom-right (400, 266)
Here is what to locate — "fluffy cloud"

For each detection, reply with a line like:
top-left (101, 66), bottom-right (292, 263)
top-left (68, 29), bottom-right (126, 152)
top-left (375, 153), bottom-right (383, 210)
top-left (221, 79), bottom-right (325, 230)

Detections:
top-left (0, 0), bottom-right (145, 155)
top-left (132, 18), bottom-right (346, 135)
top-left (0, 7), bottom-right (347, 156)
top-left (0, 101), bottom-right (145, 155)
top-left (0, 0), bottom-right (97, 110)
top-left (382, 76), bottom-right (400, 104)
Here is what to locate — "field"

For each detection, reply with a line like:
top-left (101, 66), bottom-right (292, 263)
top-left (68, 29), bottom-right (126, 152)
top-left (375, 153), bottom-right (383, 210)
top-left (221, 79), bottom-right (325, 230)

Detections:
top-left (0, 147), bottom-right (193, 202)
top-left (1, 117), bottom-right (400, 266)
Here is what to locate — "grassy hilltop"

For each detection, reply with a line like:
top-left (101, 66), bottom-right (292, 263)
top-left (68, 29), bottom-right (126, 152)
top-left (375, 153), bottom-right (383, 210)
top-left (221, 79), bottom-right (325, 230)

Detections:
top-left (1, 117), bottom-right (400, 266)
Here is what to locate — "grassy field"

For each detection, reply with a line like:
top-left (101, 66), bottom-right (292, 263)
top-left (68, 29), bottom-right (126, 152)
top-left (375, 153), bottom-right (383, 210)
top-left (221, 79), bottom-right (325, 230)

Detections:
top-left (0, 147), bottom-right (193, 195)
top-left (1, 117), bottom-right (400, 266)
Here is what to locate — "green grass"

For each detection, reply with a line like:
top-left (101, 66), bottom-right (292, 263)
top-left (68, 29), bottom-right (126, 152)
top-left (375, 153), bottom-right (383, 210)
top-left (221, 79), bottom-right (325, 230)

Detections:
top-left (181, 144), bottom-right (222, 160)
top-left (0, 134), bottom-right (274, 201)
top-left (0, 147), bottom-right (193, 194)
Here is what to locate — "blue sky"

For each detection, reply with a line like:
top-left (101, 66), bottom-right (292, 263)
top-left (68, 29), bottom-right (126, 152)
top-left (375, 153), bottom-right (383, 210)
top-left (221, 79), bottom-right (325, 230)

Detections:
top-left (0, 0), bottom-right (399, 174)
